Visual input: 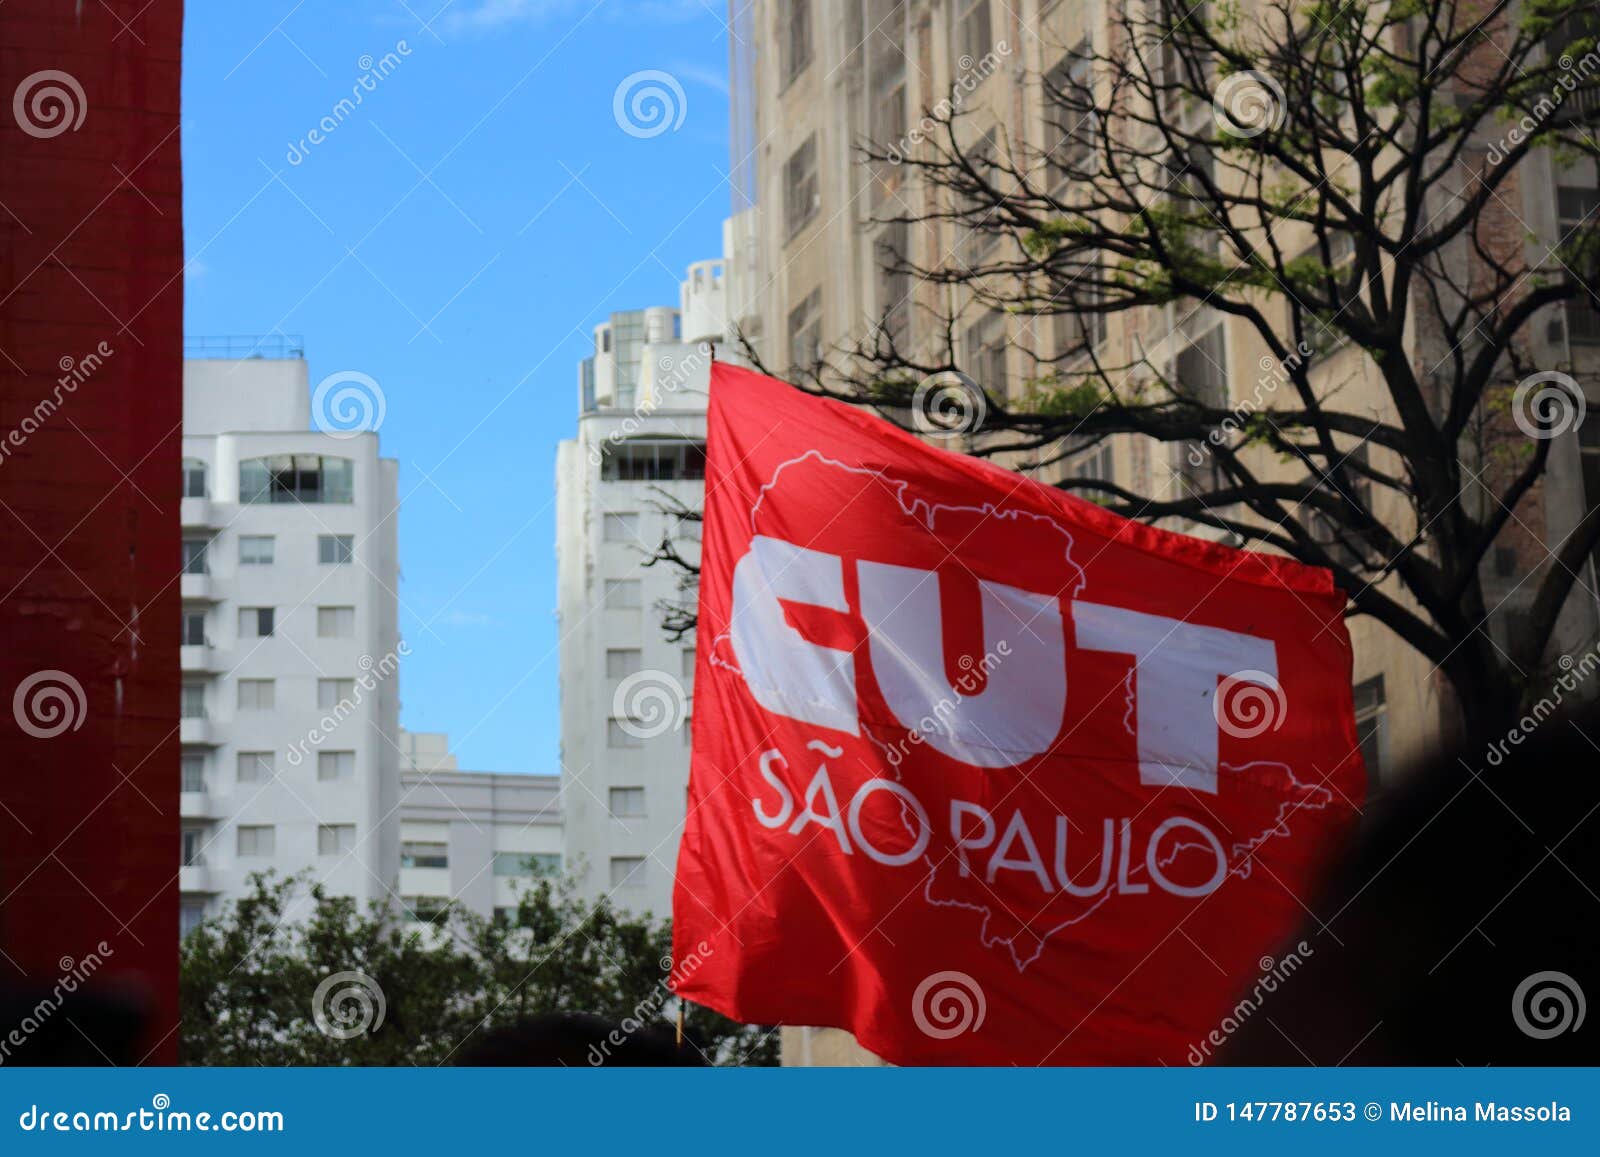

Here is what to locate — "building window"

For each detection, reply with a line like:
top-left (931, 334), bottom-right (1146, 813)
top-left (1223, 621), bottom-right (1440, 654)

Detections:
top-left (401, 841), bottom-right (448, 869)
top-left (237, 825), bottom-right (275, 857)
top-left (238, 679), bottom-right (275, 711)
top-left (1064, 438), bottom-right (1115, 492)
top-left (181, 682), bottom-right (206, 719)
top-left (181, 753), bottom-right (206, 793)
top-left (238, 607), bottom-right (275, 638)
top-left (318, 534), bottom-right (355, 564)
top-left (182, 538), bottom-right (210, 575)
top-left (673, 513), bottom-right (701, 542)
top-left (874, 222), bottom-right (911, 342)
top-left (580, 356), bottom-right (596, 412)
top-left (604, 579), bottom-right (641, 609)
top-left (239, 455), bottom-right (354, 504)
top-left (317, 606), bottom-right (355, 638)
top-left (784, 136), bottom-right (819, 239)
top-left (954, 0), bottom-right (993, 71)
top-left (181, 827), bottom-right (206, 867)
top-left (1558, 184), bottom-right (1600, 343)
top-left (179, 901), bottom-right (206, 938)
top-left (181, 611), bottom-right (206, 647)
top-left (1173, 324), bottom-right (1228, 498)
top-left (1053, 256), bottom-right (1108, 359)
top-left (869, 15), bottom-right (909, 208)
top-left (318, 678), bottom-right (356, 709)
top-left (1155, 2), bottom-right (1210, 119)
top-left (609, 856), bottom-right (646, 889)
top-left (606, 648), bottom-right (643, 678)
top-left (598, 439), bottom-right (706, 481)
top-left (788, 286), bottom-right (823, 371)
top-left (403, 896), bottom-right (449, 924)
top-left (607, 719), bottom-right (645, 749)
top-left (318, 750), bottom-right (355, 781)
top-left (781, 0), bottom-right (813, 84)
top-left (318, 824), bottom-right (356, 855)
top-left (1353, 676), bottom-right (1387, 790)
top-left (182, 458), bottom-right (208, 499)
top-left (965, 311), bottom-right (1008, 400)
top-left (239, 535), bottom-right (274, 565)
top-left (603, 513), bottom-right (640, 542)
top-left (681, 647), bottom-right (695, 680)
top-left (315, 679), bottom-right (355, 713)
top-left (1045, 41), bottom-right (1095, 189)
top-left (236, 750), bottom-right (273, 783)
top-left (609, 787), bottom-right (646, 817)
top-left (493, 851), bottom-right (561, 877)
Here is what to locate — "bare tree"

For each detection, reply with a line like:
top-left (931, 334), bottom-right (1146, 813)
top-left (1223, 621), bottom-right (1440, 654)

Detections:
top-left (732, 0), bottom-right (1600, 741)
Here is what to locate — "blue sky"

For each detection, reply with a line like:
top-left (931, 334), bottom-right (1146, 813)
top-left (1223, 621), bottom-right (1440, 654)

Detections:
top-left (182, 1), bottom-right (731, 773)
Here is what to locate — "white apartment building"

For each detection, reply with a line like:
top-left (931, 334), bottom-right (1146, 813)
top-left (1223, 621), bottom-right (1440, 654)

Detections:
top-left (556, 224), bottom-right (749, 919)
top-left (396, 730), bottom-right (564, 926)
top-left (179, 346), bottom-right (401, 934)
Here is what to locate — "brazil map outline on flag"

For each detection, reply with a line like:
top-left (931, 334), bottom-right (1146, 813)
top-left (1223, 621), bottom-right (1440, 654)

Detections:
top-left (673, 363), bottom-right (1366, 1065)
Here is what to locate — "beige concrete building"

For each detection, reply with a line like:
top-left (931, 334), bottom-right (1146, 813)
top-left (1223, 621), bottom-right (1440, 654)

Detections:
top-left (728, 0), bottom-right (1600, 1064)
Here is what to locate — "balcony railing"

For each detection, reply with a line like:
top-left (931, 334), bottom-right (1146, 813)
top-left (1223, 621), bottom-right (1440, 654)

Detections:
top-left (184, 334), bottom-right (305, 360)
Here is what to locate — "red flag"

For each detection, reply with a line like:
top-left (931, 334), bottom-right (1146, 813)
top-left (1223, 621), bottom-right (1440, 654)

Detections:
top-left (672, 364), bottom-right (1365, 1065)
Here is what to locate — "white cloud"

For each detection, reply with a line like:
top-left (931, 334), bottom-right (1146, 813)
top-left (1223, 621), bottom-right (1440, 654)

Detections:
top-left (671, 61), bottom-right (729, 97)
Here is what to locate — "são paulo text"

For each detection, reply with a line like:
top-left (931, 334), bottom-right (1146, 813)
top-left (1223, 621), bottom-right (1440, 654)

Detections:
top-left (750, 749), bottom-right (1228, 899)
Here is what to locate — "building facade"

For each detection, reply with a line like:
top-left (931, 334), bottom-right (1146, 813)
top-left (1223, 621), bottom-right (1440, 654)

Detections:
top-left (0, 0), bottom-right (185, 1061)
top-left (728, 0), bottom-right (1600, 1064)
top-left (396, 730), bottom-right (564, 926)
top-left (178, 350), bottom-right (402, 932)
top-left (556, 230), bottom-right (751, 920)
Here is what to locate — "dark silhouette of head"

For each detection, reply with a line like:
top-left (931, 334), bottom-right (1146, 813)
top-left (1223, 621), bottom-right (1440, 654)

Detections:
top-left (453, 1010), bottom-right (708, 1067)
top-left (1219, 705), bottom-right (1598, 1064)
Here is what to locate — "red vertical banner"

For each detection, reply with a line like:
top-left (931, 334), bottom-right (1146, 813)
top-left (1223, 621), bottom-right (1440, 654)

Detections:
top-left (673, 364), bottom-right (1364, 1065)
top-left (0, 1), bottom-right (183, 1062)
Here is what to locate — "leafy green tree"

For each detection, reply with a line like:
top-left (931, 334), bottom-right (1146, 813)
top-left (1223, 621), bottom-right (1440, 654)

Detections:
top-left (179, 872), bottom-right (775, 1066)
